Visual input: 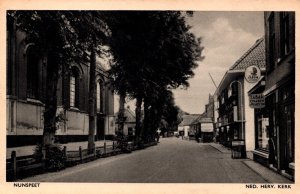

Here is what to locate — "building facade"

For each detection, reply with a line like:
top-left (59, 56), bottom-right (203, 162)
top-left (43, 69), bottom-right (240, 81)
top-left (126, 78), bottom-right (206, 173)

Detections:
top-left (197, 95), bottom-right (214, 142)
top-left (260, 11), bottom-right (295, 178)
top-left (178, 114), bottom-right (200, 138)
top-left (115, 106), bottom-right (136, 136)
top-left (215, 38), bottom-right (266, 152)
top-left (6, 19), bottom-right (115, 147)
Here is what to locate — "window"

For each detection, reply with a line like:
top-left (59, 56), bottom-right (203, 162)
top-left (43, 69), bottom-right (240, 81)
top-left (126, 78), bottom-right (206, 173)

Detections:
top-left (70, 68), bottom-right (79, 108)
top-left (96, 80), bottom-right (105, 113)
top-left (280, 12), bottom-right (290, 57)
top-left (268, 13), bottom-right (276, 71)
top-left (284, 104), bottom-right (294, 163)
top-left (26, 46), bottom-right (39, 99)
top-left (7, 18), bottom-right (14, 95)
top-left (232, 82), bottom-right (238, 96)
top-left (257, 116), bottom-right (269, 150)
top-left (96, 81), bottom-right (101, 112)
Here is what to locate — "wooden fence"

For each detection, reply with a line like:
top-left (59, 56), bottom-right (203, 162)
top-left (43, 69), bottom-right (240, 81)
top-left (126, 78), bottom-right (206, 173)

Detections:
top-left (6, 141), bottom-right (157, 181)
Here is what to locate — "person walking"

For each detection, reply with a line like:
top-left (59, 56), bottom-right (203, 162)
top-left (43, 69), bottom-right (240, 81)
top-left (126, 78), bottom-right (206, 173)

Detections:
top-left (155, 129), bottom-right (160, 143)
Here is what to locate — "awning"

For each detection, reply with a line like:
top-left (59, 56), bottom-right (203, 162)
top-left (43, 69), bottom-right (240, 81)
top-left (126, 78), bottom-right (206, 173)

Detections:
top-left (201, 123), bottom-right (214, 132)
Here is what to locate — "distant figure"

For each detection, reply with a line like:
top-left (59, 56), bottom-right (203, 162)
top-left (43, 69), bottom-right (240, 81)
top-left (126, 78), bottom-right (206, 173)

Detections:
top-left (155, 130), bottom-right (160, 143)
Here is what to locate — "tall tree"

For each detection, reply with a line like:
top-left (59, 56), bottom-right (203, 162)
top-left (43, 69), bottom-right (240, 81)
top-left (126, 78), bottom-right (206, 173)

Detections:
top-left (108, 11), bottom-right (204, 143)
top-left (62, 11), bottom-right (110, 152)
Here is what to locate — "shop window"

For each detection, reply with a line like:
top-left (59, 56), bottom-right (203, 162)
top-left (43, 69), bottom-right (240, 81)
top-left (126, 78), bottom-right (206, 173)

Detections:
top-left (70, 67), bottom-right (80, 108)
top-left (257, 116), bottom-right (269, 150)
top-left (284, 104), bottom-right (294, 163)
top-left (26, 46), bottom-right (39, 99)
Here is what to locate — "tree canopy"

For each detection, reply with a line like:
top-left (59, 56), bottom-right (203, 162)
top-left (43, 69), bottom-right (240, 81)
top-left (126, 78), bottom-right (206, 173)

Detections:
top-left (107, 11), bottom-right (204, 141)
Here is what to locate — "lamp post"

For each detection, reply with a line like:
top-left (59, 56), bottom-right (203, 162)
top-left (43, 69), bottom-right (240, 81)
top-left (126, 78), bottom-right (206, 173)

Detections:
top-left (229, 80), bottom-right (244, 140)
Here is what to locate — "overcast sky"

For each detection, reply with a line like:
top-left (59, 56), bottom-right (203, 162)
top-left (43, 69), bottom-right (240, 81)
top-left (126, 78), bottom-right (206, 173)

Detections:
top-left (114, 11), bottom-right (264, 114)
top-left (173, 11), bottom-right (264, 114)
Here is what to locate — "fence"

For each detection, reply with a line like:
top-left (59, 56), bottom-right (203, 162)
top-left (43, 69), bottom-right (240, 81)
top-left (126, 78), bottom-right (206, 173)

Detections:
top-left (6, 151), bottom-right (44, 181)
top-left (6, 140), bottom-right (157, 181)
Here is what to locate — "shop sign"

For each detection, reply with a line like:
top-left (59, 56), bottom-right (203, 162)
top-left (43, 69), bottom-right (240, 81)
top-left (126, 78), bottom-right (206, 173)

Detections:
top-left (231, 140), bottom-right (245, 146)
top-left (249, 93), bottom-right (265, 108)
top-left (245, 65), bottom-right (261, 83)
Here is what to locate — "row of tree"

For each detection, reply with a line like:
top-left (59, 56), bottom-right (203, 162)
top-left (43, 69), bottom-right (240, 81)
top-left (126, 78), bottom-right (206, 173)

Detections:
top-left (108, 12), bottom-right (204, 145)
top-left (8, 11), bottom-right (204, 151)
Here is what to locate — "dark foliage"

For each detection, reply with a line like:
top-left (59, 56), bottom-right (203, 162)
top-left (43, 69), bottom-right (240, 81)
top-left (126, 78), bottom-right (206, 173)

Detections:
top-left (33, 144), bottom-right (65, 171)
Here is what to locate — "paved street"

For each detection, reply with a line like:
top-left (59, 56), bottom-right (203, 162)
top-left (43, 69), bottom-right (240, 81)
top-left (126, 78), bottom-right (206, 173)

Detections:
top-left (22, 137), bottom-right (273, 183)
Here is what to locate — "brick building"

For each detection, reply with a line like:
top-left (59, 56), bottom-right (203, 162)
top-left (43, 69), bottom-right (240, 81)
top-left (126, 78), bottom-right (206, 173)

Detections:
top-left (6, 17), bottom-right (115, 147)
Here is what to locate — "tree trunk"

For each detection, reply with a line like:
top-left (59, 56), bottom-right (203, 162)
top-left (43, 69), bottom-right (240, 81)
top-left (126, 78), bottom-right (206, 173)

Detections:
top-left (150, 110), bottom-right (158, 142)
top-left (43, 52), bottom-right (59, 146)
top-left (135, 96), bottom-right (143, 143)
top-left (88, 41), bottom-right (96, 153)
top-left (117, 91), bottom-right (126, 135)
top-left (143, 98), bottom-right (150, 143)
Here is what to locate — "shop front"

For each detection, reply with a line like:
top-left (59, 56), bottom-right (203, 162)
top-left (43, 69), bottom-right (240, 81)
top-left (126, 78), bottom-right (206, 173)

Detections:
top-left (265, 79), bottom-right (295, 178)
top-left (248, 78), bottom-right (270, 167)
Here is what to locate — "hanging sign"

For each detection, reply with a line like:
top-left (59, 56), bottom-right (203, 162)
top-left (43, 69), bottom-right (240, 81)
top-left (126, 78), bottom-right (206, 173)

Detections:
top-left (245, 65), bottom-right (261, 83)
top-left (249, 93), bottom-right (265, 108)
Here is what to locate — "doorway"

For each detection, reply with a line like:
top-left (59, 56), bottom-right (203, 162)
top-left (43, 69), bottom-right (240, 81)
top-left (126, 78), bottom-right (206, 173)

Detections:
top-left (97, 114), bottom-right (105, 140)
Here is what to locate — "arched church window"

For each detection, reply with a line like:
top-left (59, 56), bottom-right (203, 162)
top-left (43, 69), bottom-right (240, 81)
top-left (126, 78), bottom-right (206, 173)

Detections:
top-left (70, 67), bottom-right (80, 108)
top-left (26, 46), bottom-right (39, 99)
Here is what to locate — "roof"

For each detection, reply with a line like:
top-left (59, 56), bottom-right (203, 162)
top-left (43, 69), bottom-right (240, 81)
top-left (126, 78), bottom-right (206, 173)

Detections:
top-left (214, 37), bottom-right (266, 96)
top-left (179, 114), bottom-right (201, 126)
top-left (198, 117), bottom-right (213, 123)
top-left (115, 107), bottom-right (136, 123)
top-left (229, 37), bottom-right (265, 71)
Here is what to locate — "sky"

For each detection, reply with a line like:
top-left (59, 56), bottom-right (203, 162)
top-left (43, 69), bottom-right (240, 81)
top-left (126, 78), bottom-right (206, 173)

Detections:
top-left (172, 11), bottom-right (264, 114)
top-left (114, 11), bottom-right (264, 114)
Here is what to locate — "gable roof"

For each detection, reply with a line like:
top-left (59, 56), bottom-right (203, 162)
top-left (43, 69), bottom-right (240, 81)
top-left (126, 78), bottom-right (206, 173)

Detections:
top-left (124, 108), bottom-right (136, 123)
top-left (115, 107), bottom-right (136, 123)
top-left (214, 37), bottom-right (266, 96)
top-left (179, 114), bottom-right (201, 126)
top-left (229, 37), bottom-right (265, 71)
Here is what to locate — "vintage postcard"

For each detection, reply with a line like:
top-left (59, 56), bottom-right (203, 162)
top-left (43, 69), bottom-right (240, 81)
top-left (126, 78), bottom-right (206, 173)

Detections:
top-left (0, 0), bottom-right (299, 194)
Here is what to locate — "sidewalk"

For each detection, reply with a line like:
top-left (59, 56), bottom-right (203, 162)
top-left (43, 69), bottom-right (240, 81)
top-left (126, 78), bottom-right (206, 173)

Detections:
top-left (209, 142), bottom-right (293, 183)
top-left (208, 142), bottom-right (231, 154)
top-left (243, 160), bottom-right (293, 183)
top-left (6, 140), bottom-right (113, 159)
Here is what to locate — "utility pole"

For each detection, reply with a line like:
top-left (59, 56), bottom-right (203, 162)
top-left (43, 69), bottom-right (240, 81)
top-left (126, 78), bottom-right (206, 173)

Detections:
top-left (209, 72), bottom-right (218, 89)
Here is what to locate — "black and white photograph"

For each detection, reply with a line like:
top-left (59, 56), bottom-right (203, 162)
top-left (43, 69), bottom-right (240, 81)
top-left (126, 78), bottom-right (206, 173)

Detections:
top-left (3, 1), bottom-right (297, 192)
